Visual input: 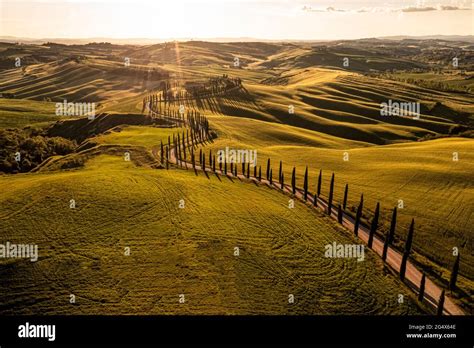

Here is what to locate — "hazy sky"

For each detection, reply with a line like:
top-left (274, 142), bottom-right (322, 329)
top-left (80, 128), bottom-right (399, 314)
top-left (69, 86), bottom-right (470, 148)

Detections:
top-left (0, 0), bottom-right (472, 40)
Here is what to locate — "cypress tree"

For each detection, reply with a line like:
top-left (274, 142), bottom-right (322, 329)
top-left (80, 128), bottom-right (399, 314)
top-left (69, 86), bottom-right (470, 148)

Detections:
top-left (266, 158), bottom-right (271, 180)
top-left (254, 165), bottom-right (257, 179)
top-left (368, 202), bottom-right (380, 249)
top-left (328, 173), bottom-right (334, 215)
top-left (160, 141), bottom-right (164, 165)
top-left (191, 153), bottom-right (195, 170)
top-left (437, 290), bottom-right (445, 316)
top-left (177, 133), bottom-right (180, 156)
top-left (213, 155), bottom-right (216, 172)
top-left (224, 160), bottom-right (227, 175)
top-left (242, 163), bottom-right (245, 176)
top-left (418, 273), bottom-right (426, 302)
top-left (337, 204), bottom-right (343, 224)
top-left (247, 163), bottom-right (250, 179)
top-left (382, 207), bottom-right (397, 261)
top-left (165, 147), bottom-right (169, 170)
top-left (279, 161), bottom-right (282, 182)
top-left (176, 140), bottom-right (181, 165)
top-left (317, 169), bottom-right (322, 197)
top-left (313, 193), bottom-right (317, 207)
top-left (219, 160), bottom-right (222, 172)
top-left (230, 162), bottom-right (233, 174)
top-left (354, 194), bottom-right (363, 236)
top-left (291, 167), bottom-right (296, 195)
top-left (343, 184), bottom-right (348, 210)
top-left (400, 223), bottom-right (414, 280)
top-left (202, 155), bottom-right (206, 172)
top-left (182, 136), bottom-right (186, 161)
top-left (399, 222), bottom-right (414, 281)
top-left (199, 149), bottom-right (202, 166)
top-left (303, 166), bottom-right (309, 201)
top-left (258, 166), bottom-right (262, 181)
top-left (269, 169), bottom-right (273, 185)
top-left (209, 150), bottom-right (212, 169)
top-left (449, 254), bottom-right (460, 291)
top-left (234, 164), bottom-right (237, 177)
top-left (281, 172), bottom-right (284, 190)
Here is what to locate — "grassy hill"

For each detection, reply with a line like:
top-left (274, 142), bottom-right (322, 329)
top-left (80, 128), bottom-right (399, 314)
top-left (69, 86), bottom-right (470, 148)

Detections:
top-left (255, 45), bottom-right (425, 72)
top-left (63, 117), bottom-right (473, 296)
top-left (0, 155), bottom-right (423, 314)
top-left (0, 59), bottom-right (167, 103)
top-left (126, 41), bottom-right (286, 67)
top-left (255, 38), bottom-right (474, 71)
top-left (89, 125), bottom-right (186, 148)
top-left (148, 67), bottom-right (472, 145)
top-left (0, 98), bottom-right (58, 128)
top-left (200, 117), bottom-right (474, 282)
top-left (0, 40), bottom-right (284, 104)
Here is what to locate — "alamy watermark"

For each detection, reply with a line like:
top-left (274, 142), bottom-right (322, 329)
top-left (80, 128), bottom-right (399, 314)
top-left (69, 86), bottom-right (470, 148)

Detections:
top-left (55, 99), bottom-right (96, 120)
top-left (18, 322), bottom-right (55, 341)
top-left (0, 241), bottom-right (38, 262)
top-left (380, 99), bottom-right (420, 119)
top-left (325, 242), bottom-right (364, 262)
top-left (217, 147), bottom-right (257, 167)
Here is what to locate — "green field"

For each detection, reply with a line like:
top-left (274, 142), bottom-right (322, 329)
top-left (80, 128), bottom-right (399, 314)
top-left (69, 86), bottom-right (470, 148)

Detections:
top-left (83, 117), bottom-right (474, 288)
top-left (0, 98), bottom-right (59, 128)
top-left (205, 117), bottom-right (474, 282)
top-left (0, 155), bottom-right (423, 314)
top-left (90, 125), bottom-right (187, 148)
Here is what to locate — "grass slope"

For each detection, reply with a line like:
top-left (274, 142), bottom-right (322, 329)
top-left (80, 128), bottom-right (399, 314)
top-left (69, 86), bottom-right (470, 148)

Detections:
top-left (0, 98), bottom-right (58, 128)
top-left (203, 118), bottom-right (474, 284)
top-left (162, 68), bottom-right (472, 144)
top-left (0, 155), bottom-right (423, 315)
top-left (90, 125), bottom-right (186, 148)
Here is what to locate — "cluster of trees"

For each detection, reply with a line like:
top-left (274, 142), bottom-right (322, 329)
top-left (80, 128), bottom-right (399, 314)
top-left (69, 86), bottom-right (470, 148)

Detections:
top-left (0, 129), bottom-right (76, 173)
top-left (396, 77), bottom-right (471, 93)
top-left (142, 95), bottom-right (210, 135)
top-left (202, 74), bottom-right (242, 96)
top-left (145, 96), bottom-right (212, 171)
top-left (146, 75), bottom-right (242, 106)
top-left (114, 66), bottom-right (169, 80)
top-left (376, 72), bottom-right (473, 94)
top-left (158, 116), bottom-right (212, 170)
top-left (0, 92), bottom-right (16, 99)
top-left (60, 55), bottom-right (86, 64)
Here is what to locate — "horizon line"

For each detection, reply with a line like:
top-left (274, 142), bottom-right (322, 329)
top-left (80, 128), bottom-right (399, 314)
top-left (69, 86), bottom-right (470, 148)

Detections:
top-left (1, 34), bottom-right (473, 44)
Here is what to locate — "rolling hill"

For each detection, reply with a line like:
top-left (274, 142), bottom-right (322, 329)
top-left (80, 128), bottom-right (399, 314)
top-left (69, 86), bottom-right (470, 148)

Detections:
top-left (0, 154), bottom-right (424, 314)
